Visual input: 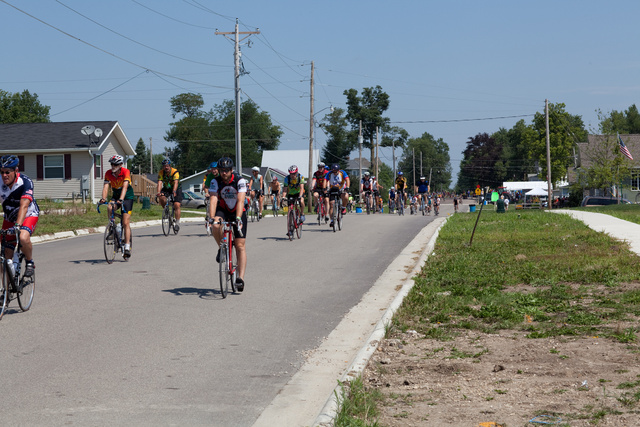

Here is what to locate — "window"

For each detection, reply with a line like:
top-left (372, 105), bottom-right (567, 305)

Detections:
top-left (632, 169), bottom-right (640, 191)
top-left (44, 155), bottom-right (64, 179)
top-left (193, 184), bottom-right (201, 193)
top-left (94, 154), bottom-right (102, 179)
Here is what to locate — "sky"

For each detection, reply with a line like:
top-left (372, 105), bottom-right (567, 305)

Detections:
top-left (2, 0), bottom-right (640, 186)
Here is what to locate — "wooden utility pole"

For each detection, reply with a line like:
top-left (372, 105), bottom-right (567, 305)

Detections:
top-left (149, 137), bottom-right (152, 174)
top-left (375, 126), bottom-right (380, 180)
top-left (307, 61), bottom-right (315, 212)
top-left (216, 19), bottom-right (260, 173)
top-left (545, 99), bottom-right (552, 210)
top-left (412, 148), bottom-right (416, 193)
top-left (358, 121), bottom-right (363, 199)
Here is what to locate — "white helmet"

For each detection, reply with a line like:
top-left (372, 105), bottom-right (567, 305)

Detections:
top-left (252, 166), bottom-right (260, 172)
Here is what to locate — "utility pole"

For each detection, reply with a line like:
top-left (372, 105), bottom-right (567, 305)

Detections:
top-left (392, 141), bottom-right (396, 177)
top-left (216, 19), bottom-right (260, 174)
top-left (420, 152), bottom-right (423, 176)
top-left (307, 61), bottom-right (315, 212)
top-left (412, 148), bottom-right (416, 194)
top-left (149, 137), bottom-right (152, 174)
top-left (375, 126), bottom-right (379, 180)
top-left (545, 99), bottom-right (552, 210)
top-left (358, 121), bottom-right (363, 202)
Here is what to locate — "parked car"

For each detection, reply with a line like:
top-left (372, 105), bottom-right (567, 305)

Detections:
top-left (182, 191), bottom-right (206, 209)
top-left (581, 196), bottom-right (631, 207)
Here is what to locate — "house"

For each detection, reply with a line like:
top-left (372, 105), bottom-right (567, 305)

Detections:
top-left (261, 149), bottom-right (320, 180)
top-left (346, 157), bottom-right (371, 178)
top-left (0, 121), bottom-right (135, 203)
top-left (181, 166), bottom-right (285, 194)
top-left (571, 134), bottom-right (640, 199)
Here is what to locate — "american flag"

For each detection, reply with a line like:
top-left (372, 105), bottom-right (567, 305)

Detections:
top-left (618, 134), bottom-right (634, 160)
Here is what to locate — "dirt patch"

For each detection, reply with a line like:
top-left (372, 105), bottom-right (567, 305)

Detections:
top-left (362, 330), bottom-right (640, 426)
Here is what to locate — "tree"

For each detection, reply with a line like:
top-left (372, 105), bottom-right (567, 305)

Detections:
top-left (320, 107), bottom-right (352, 171)
top-left (456, 132), bottom-right (504, 192)
top-left (495, 120), bottom-right (538, 181)
top-left (131, 138), bottom-right (150, 174)
top-left (0, 89), bottom-right (50, 123)
top-left (525, 102), bottom-right (586, 185)
top-left (598, 104), bottom-right (640, 134)
top-left (165, 93), bottom-right (281, 173)
top-left (399, 132), bottom-right (451, 192)
top-left (343, 86), bottom-right (390, 165)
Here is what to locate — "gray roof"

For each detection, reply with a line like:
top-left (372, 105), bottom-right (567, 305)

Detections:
top-left (0, 121), bottom-right (118, 151)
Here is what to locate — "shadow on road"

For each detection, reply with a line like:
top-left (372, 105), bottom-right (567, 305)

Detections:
top-left (69, 259), bottom-right (113, 265)
top-left (162, 286), bottom-right (235, 300)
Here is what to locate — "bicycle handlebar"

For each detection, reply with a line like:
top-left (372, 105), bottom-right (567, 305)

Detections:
top-left (209, 219), bottom-right (244, 238)
top-left (96, 200), bottom-right (123, 214)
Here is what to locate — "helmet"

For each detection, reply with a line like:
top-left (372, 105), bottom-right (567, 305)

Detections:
top-left (209, 161), bottom-right (217, 169)
top-left (371, 176), bottom-right (376, 179)
top-left (364, 171), bottom-right (370, 177)
top-left (0, 155), bottom-right (19, 169)
top-left (272, 175), bottom-right (278, 181)
top-left (217, 157), bottom-right (233, 169)
top-left (331, 163), bottom-right (339, 171)
top-left (317, 162), bottom-right (325, 168)
top-left (397, 171), bottom-right (403, 176)
top-left (252, 166), bottom-right (260, 172)
top-left (288, 165), bottom-right (298, 174)
top-left (420, 176), bottom-right (426, 180)
top-left (109, 155), bottom-right (124, 165)
top-left (162, 159), bottom-right (171, 166)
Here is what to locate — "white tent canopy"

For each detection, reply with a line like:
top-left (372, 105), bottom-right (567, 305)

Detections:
top-left (525, 187), bottom-right (548, 196)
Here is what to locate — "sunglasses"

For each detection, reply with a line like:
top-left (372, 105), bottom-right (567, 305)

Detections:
top-left (220, 168), bottom-right (232, 173)
top-left (1, 170), bottom-right (14, 175)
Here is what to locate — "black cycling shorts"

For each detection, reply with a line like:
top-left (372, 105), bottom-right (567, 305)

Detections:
top-left (215, 208), bottom-right (247, 239)
top-left (112, 198), bottom-right (134, 215)
top-left (161, 189), bottom-right (183, 204)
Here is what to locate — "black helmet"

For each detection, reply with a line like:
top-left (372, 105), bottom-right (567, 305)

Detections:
top-left (1, 155), bottom-right (19, 169)
top-left (217, 157), bottom-right (234, 169)
top-left (331, 163), bottom-right (339, 171)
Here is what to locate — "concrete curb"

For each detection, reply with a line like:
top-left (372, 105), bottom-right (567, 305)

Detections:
top-left (312, 216), bottom-right (448, 426)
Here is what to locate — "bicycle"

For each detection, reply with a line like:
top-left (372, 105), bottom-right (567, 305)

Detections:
top-left (0, 228), bottom-right (35, 320)
top-left (420, 197), bottom-right (426, 216)
top-left (249, 194), bottom-right (260, 222)
top-left (388, 197), bottom-right (395, 214)
top-left (286, 196), bottom-right (303, 241)
top-left (434, 202), bottom-right (440, 216)
top-left (316, 193), bottom-right (327, 225)
top-left (160, 194), bottom-right (178, 236)
top-left (98, 201), bottom-right (132, 264)
top-left (396, 193), bottom-right (405, 216)
top-left (271, 193), bottom-right (279, 217)
top-left (213, 219), bottom-right (243, 298)
top-left (204, 196), bottom-right (212, 236)
top-left (363, 190), bottom-right (373, 215)
top-left (329, 190), bottom-right (344, 232)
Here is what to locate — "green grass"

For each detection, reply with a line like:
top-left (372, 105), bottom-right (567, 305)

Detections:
top-left (334, 376), bottom-right (383, 427)
top-left (573, 203), bottom-right (640, 225)
top-left (35, 200), bottom-right (204, 236)
top-left (342, 209), bottom-right (640, 425)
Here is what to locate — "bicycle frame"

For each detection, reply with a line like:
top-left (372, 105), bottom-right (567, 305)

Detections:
top-left (286, 196), bottom-right (302, 240)
top-left (0, 227), bottom-right (34, 319)
top-left (214, 219), bottom-right (243, 298)
top-left (98, 202), bottom-right (128, 261)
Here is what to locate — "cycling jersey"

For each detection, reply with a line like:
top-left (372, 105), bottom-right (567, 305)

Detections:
top-left (417, 181), bottom-right (429, 193)
top-left (326, 170), bottom-right (348, 190)
top-left (158, 167), bottom-right (180, 191)
top-left (209, 173), bottom-right (248, 213)
top-left (203, 172), bottom-right (218, 190)
top-left (284, 173), bottom-right (304, 194)
top-left (312, 170), bottom-right (327, 189)
top-left (0, 172), bottom-right (40, 223)
top-left (361, 178), bottom-right (372, 190)
top-left (104, 168), bottom-right (135, 200)
top-left (249, 174), bottom-right (263, 192)
top-left (395, 176), bottom-right (407, 190)
top-left (388, 189), bottom-right (396, 199)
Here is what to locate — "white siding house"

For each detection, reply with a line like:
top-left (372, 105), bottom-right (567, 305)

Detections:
top-left (0, 121), bottom-right (135, 202)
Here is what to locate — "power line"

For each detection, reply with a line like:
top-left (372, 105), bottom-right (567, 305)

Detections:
top-left (391, 114), bottom-right (534, 124)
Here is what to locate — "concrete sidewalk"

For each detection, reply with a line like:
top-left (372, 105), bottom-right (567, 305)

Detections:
top-left (551, 210), bottom-right (640, 256)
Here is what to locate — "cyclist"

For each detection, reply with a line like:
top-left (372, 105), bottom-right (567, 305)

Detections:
top-left (416, 177), bottom-right (429, 212)
top-left (156, 159), bottom-right (183, 232)
top-left (371, 175), bottom-right (383, 213)
top-left (453, 195), bottom-right (459, 212)
top-left (208, 157), bottom-right (248, 292)
top-left (359, 171), bottom-right (374, 212)
top-left (426, 194), bottom-right (432, 215)
top-left (409, 194), bottom-right (418, 214)
top-left (269, 175), bottom-right (281, 210)
top-left (434, 194), bottom-right (441, 215)
top-left (202, 162), bottom-right (219, 198)
top-left (388, 187), bottom-right (396, 213)
top-left (311, 162), bottom-right (329, 222)
top-left (248, 166), bottom-right (264, 219)
top-left (99, 155), bottom-right (134, 259)
top-left (282, 165), bottom-right (306, 226)
top-left (394, 171), bottom-right (407, 209)
top-left (324, 163), bottom-right (350, 227)
top-left (0, 155), bottom-right (39, 276)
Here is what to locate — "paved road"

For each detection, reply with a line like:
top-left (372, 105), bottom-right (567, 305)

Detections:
top-left (0, 206), bottom-right (448, 425)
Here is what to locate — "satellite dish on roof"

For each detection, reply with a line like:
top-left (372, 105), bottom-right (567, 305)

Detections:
top-left (94, 128), bottom-right (103, 138)
top-left (81, 125), bottom-right (95, 136)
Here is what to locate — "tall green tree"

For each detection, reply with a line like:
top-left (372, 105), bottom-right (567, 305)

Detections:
top-left (320, 107), bottom-right (352, 171)
top-left (399, 132), bottom-right (451, 192)
top-left (0, 89), bottom-right (50, 123)
top-left (496, 120), bottom-right (538, 181)
top-left (343, 86), bottom-right (390, 165)
top-left (525, 102), bottom-right (586, 185)
top-left (456, 132), bottom-right (504, 191)
top-left (598, 104), bottom-right (640, 134)
top-left (131, 138), bottom-right (150, 174)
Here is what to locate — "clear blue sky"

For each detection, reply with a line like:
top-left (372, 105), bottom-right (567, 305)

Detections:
top-left (2, 0), bottom-right (639, 184)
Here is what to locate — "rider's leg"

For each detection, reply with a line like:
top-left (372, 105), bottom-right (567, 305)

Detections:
top-left (235, 238), bottom-right (246, 280)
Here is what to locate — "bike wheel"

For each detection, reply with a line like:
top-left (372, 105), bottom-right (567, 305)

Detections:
top-left (250, 203), bottom-right (256, 222)
top-left (337, 204), bottom-right (343, 231)
top-left (296, 209), bottom-right (302, 239)
top-left (17, 254), bottom-right (34, 311)
top-left (218, 244), bottom-right (230, 298)
top-left (229, 241), bottom-right (237, 292)
top-left (161, 207), bottom-right (171, 236)
top-left (0, 262), bottom-right (8, 320)
top-left (288, 210), bottom-right (294, 241)
top-left (103, 224), bottom-right (117, 264)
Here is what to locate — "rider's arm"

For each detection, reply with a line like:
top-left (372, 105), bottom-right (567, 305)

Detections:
top-left (156, 176), bottom-right (163, 195)
top-left (100, 181), bottom-right (110, 203)
top-left (236, 191), bottom-right (246, 227)
top-left (119, 179), bottom-right (129, 203)
top-left (14, 197), bottom-right (30, 228)
top-left (172, 178), bottom-right (178, 197)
